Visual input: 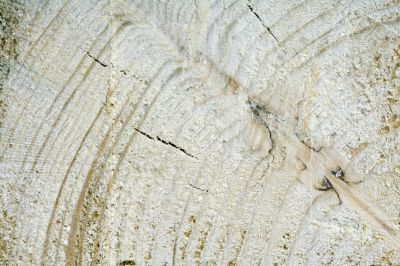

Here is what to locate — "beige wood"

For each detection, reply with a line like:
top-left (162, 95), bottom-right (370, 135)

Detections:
top-left (1, 1), bottom-right (400, 265)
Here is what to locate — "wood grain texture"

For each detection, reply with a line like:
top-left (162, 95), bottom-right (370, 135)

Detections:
top-left (1, 0), bottom-right (400, 265)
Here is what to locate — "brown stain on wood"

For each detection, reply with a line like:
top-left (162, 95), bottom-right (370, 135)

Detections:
top-left (228, 76), bottom-right (239, 94)
top-left (348, 143), bottom-right (367, 157)
top-left (0, 1), bottom-right (24, 263)
top-left (0, 0), bottom-right (24, 130)
top-left (194, 222), bottom-right (212, 263)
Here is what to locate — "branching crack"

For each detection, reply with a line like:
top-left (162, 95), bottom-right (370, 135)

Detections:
top-left (134, 128), bottom-right (197, 159)
top-left (316, 177), bottom-right (342, 205)
top-left (86, 51), bottom-right (108, 67)
top-left (247, 4), bottom-right (281, 46)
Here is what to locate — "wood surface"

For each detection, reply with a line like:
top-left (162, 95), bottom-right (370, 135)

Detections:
top-left (0, 0), bottom-right (400, 265)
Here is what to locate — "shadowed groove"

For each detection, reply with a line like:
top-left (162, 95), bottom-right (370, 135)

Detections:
top-left (51, 91), bottom-right (134, 264)
top-left (259, 181), bottom-right (303, 264)
top-left (26, 22), bottom-right (131, 172)
top-left (38, 72), bottom-right (145, 262)
top-left (17, 0), bottom-right (106, 86)
top-left (250, 9), bottom-right (399, 106)
top-left (12, 25), bottom-right (109, 164)
top-left (289, 18), bottom-right (397, 71)
top-left (40, 105), bottom-right (105, 265)
top-left (113, 65), bottom-right (225, 264)
top-left (229, 158), bottom-right (273, 261)
top-left (3, 7), bottom-right (109, 160)
top-left (171, 118), bottom-right (245, 265)
top-left (64, 59), bottom-right (179, 264)
top-left (33, 74), bottom-right (107, 172)
top-left (88, 65), bottom-right (188, 264)
top-left (70, 59), bottom-right (252, 260)
top-left (23, 0), bottom-right (72, 61)
top-left (30, 21), bottom-right (141, 266)
top-left (25, 46), bottom-right (107, 171)
top-left (2, 0), bottom-right (399, 264)
top-left (38, 53), bottom-right (153, 256)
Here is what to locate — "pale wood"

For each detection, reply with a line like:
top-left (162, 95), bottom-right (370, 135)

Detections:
top-left (1, 0), bottom-right (400, 265)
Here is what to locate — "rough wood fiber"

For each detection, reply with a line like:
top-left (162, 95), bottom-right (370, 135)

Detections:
top-left (0, 0), bottom-right (400, 265)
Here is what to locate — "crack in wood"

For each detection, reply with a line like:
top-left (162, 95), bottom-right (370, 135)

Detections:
top-left (316, 176), bottom-right (342, 205)
top-left (86, 51), bottom-right (108, 67)
top-left (134, 128), bottom-right (197, 159)
top-left (246, 98), bottom-right (398, 236)
top-left (294, 132), bottom-right (322, 152)
top-left (247, 4), bottom-right (281, 46)
top-left (119, 260), bottom-right (136, 265)
top-left (188, 183), bottom-right (209, 193)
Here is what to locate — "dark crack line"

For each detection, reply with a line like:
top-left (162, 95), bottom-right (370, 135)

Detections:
top-left (134, 128), bottom-right (154, 140)
top-left (84, 51), bottom-right (148, 84)
top-left (266, 27), bottom-right (281, 46)
top-left (119, 260), bottom-right (136, 266)
top-left (86, 51), bottom-right (108, 67)
top-left (247, 4), bottom-right (263, 22)
top-left (134, 128), bottom-right (197, 159)
top-left (155, 136), bottom-right (197, 158)
top-left (247, 4), bottom-right (281, 46)
top-left (319, 176), bottom-right (342, 205)
top-left (188, 183), bottom-right (209, 192)
top-left (111, 63), bottom-right (147, 84)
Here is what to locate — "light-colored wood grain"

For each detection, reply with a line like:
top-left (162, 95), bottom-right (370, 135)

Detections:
top-left (1, 0), bottom-right (400, 265)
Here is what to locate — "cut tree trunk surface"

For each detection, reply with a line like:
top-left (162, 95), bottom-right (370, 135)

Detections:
top-left (1, 1), bottom-right (400, 265)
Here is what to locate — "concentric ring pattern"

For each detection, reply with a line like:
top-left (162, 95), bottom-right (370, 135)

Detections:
top-left (0, 0), bottom-right (399, 265)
